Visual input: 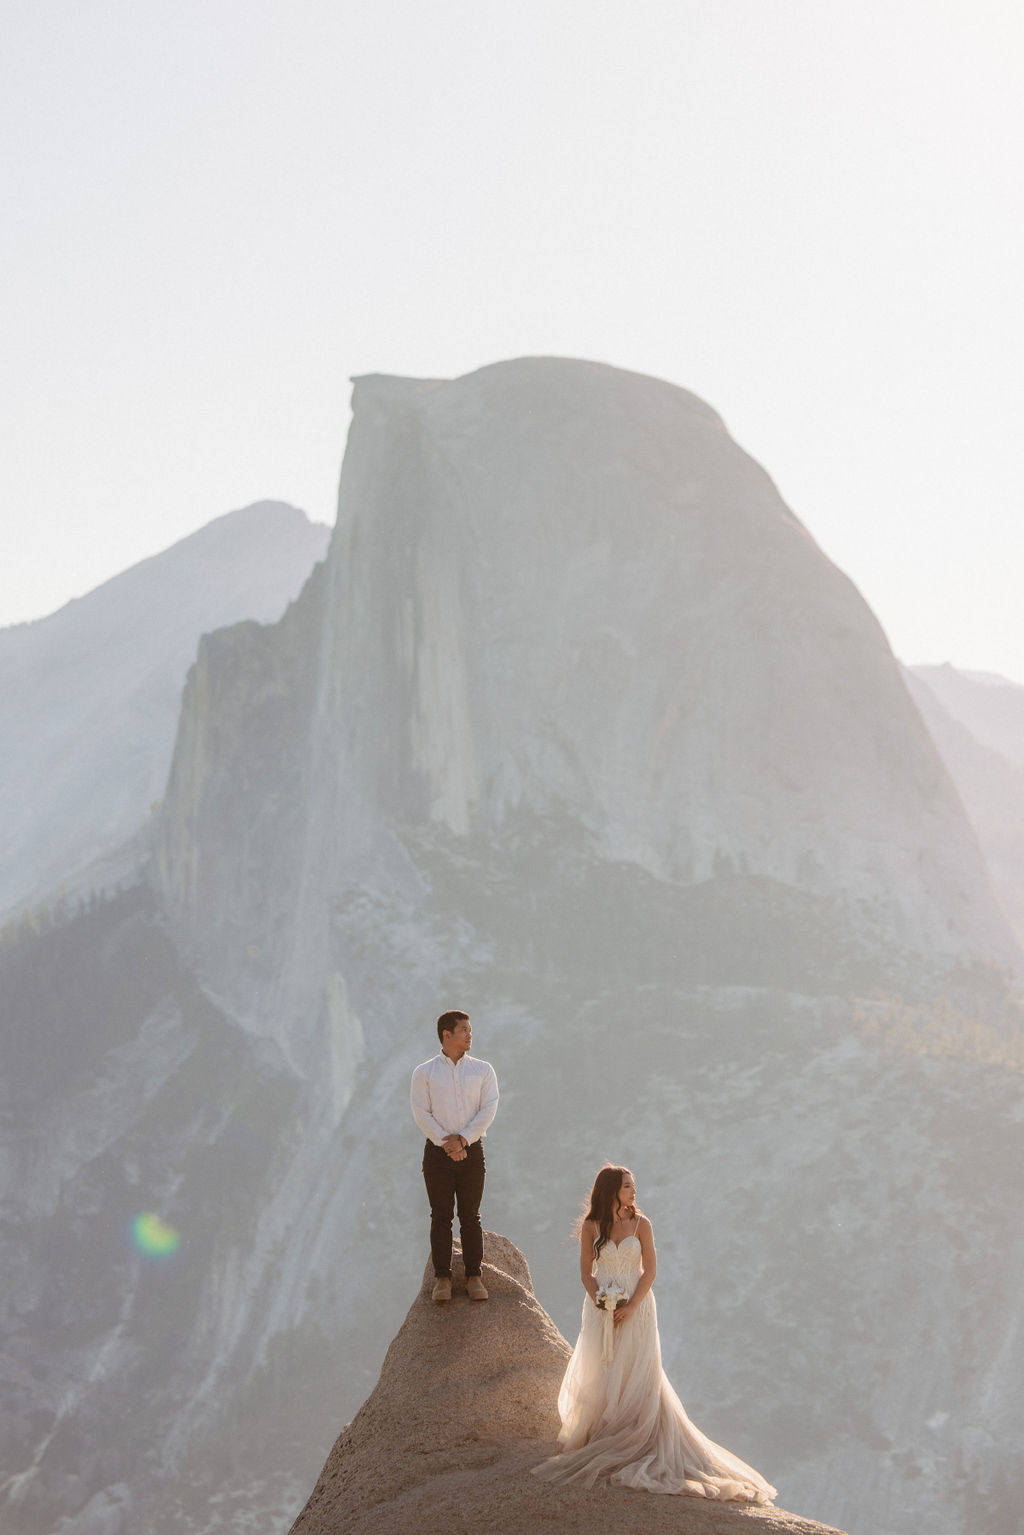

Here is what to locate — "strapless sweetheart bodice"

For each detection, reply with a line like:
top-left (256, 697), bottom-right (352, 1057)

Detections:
top-left (594, 1234), bottom-right (642, 1291)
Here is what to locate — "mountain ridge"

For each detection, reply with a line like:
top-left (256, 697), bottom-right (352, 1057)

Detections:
top-left (905, 666), bottom-right (1024, 946)
top-left (0, 500), bottom-right (329, 920)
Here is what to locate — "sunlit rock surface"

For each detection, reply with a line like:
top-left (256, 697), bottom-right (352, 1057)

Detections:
top-left (2, 361), bottom-right (1022, 1535)
top-left (289, 1233), bottom-right (844, 1535)
top-left (157, 361), bottom-right (1016, 1047)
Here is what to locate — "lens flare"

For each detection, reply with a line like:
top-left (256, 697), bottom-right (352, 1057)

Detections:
top-left (132, 1212), bottom-right (181, 1257)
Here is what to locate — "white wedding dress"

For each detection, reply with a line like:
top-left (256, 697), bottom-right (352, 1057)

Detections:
top-left (534, 1228), bottom-right (776, 1502)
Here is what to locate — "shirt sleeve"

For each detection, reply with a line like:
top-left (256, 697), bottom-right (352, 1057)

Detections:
top-left (460, 1064), bottom-right (499, 1144)
top-left (410, 1065), bottom-right (449, 1145)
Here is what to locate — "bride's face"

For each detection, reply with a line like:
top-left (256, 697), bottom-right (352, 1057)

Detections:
top-left (616, 1173), bottom-right (636, 1214)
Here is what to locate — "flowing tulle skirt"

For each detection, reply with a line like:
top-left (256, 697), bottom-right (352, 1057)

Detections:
top-left (534, 1288), bottom-right (776, 1502)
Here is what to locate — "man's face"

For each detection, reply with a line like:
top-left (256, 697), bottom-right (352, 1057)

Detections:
top-left (443, 1019), bottom-right (472, 1057)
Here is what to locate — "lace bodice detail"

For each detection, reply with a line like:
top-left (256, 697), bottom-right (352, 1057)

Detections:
top-left (594, 1234), bottom-right (643, 1291)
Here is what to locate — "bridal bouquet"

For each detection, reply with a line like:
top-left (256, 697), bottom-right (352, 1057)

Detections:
top-left (594, 1280), bottom-right (627, 1361)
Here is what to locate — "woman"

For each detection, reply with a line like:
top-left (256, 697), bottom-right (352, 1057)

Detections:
top-left (533, 1165), bottom-right (776, 1502)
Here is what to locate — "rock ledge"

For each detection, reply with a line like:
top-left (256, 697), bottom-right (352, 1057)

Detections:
top-left (288, 1233), bottom-right (846, 1535)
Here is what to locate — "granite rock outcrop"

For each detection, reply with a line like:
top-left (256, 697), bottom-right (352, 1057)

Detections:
top-left (156, 362), bottom-right (1018, 1052)
top-left (289, 1234), bottom-right (845, 1535)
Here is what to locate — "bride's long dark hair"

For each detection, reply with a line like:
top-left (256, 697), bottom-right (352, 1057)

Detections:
top-left (578, 1164), bottom-right (641, 1262)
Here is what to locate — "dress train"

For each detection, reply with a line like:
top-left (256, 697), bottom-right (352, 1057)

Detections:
top-left (533, 1235), bottom-right (775, 1502)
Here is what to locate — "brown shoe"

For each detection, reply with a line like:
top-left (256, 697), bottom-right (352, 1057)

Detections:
top-left (466, 1275), bottom-right (489, 1301)
top-left (432, 1277), bottom-right (452, 1303)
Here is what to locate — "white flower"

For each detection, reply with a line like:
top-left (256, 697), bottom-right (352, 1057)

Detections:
top-left (595, 1279), bottom-right (627, 1311)
top-left (594, 1280), bottom-right (627, 1361)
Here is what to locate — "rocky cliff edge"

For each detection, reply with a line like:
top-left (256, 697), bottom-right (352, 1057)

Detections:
top-left (288, 1233), bottom-right (845, 1535)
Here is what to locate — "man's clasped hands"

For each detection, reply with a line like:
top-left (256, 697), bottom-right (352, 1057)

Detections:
top-left (442, 1134), bottom-right (468, 1161)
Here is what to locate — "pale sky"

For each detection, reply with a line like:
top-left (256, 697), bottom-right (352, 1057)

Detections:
top-left (3, 0), bottom-right (1022, 680)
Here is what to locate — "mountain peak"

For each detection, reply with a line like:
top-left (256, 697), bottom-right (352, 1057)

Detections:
top-left (350, 355), bottom-right (729, 432)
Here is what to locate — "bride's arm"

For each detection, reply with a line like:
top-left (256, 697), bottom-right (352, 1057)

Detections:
top-left (614, 1216), bottom-right (656, 1323)
top-left (579, 1221), bottom-right (600, 1302)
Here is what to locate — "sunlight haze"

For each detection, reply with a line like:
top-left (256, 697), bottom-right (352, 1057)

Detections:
top-left (2, 0), bottom-right (1021, 679)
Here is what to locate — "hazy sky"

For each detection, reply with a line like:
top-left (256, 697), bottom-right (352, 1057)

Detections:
top-left (3, 0), bottom-right (1022, 679)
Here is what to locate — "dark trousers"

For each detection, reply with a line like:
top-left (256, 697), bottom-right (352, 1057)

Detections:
top-left (421, 1139), bottom-right (485, 1278)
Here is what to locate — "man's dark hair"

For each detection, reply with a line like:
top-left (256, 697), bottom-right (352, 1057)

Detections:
top-left (437, 1010), bottom-right (470, 1044)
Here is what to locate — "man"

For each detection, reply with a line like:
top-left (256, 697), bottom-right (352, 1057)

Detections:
top-left (410, 1010), bottom-right (499, 1303)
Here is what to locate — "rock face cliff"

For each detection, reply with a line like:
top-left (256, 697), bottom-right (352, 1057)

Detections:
top-left (289, 1233), bottom-right (844, 1535)
top-left (156, 362), bottom-right (1016, 1057)
top-left (3, 361), bottom-right (1022, 1535)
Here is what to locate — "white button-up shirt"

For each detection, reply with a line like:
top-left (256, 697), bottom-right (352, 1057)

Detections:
top-left (410, 1051), bottom-right (499, 1146)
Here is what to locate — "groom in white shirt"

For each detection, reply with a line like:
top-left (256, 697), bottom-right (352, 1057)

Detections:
top-left (410, 1010), bottom-right (499, 1303)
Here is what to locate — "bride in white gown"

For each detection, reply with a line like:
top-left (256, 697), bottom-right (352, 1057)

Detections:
top-left (534, 1165), bottom-right (776, 1503)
